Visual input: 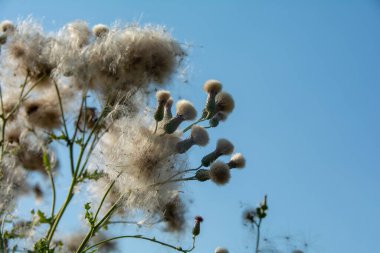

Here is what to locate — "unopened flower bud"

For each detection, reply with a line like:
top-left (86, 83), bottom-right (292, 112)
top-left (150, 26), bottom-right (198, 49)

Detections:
top-left (195, 169), bottom-right (210, 182)
top-left (192, 216), bottom-right (203, 236)
top-left (209, 161), bottom-right (230, 185)
top-left (227, 153), bottom-right (246, 169)
top-left (260, 194), bottom-right (268, 211)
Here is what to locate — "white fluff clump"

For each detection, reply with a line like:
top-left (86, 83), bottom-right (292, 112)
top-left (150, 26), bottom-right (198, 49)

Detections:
top-left (92, 24), bottom-right (109, 38)
top-left (1, 19), bottom-right (184, 100)
top-left (3, 19), bottom-right (55, 83)
top-left (228, 153), bottom-right (246, 169)
top-left (85, 24), bottom-right (185, 96)
top-left (1, 20), bottom-right (15, 34)
top-left (0, 162), bottom-right (27, 214)
top-left (89, 113), bottom-right (189, 231)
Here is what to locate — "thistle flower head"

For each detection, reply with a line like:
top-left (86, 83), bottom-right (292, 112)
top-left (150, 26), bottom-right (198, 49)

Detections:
top-left (194, 215), bottom-right (203, 223)
top-left (176, 99), bottom-right (197, 120)
top-left (215, 92), bottom-right (235, 113)
top-left (228, 153), bottom-right (246, 169)
top-left (209, 161), bottom-right (230, 185)
top-left (215, 247), bottom-right (229, 253)
top-left (156, 90), bottom-right (171, 104)
top-left (192, 215), bottom-right (203, 236)
top-left (216, 138), bottom-right (234, 155)
top-left (1, 20), bottom-right (15, 34)
top-left (92, 24), bottom-right (109, 38)
top-left (191, 126), bottom-right (209, 146)
top-left (203, 79), bottom-right (222, 94)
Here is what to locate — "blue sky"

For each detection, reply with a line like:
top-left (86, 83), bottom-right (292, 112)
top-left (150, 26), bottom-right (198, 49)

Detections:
top-left (1, 1), bottom-right (380, 252)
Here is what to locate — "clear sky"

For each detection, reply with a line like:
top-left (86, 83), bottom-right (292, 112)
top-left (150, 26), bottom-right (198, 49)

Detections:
top-left (1, 1), bottom-right (380, 253)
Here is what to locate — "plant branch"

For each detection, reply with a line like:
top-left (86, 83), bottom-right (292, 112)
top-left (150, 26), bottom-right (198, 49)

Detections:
top-left (82, 234), bottom-right (196, 253)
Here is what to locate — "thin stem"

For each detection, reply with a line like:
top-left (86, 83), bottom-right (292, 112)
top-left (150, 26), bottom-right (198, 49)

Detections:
top-left (150, 176), bottom-right (196, 187)
top-left (53, 81), bottom-right (69, 140)
top-left (75, 194), bottom-right (124, 253)
top-left (82, 234), bottom-right (196, 253)
top-left (47, 169), bottom-right (56, 219)
top-left (46, 177), bottom-right (76, 245)
top-left (182, 118), bottom-right (206, 133)
top-left (154, 121), bottom-right (158, 134)
top-left (255, 219), bottom-right (262, 253)
top-left (71, 92), bottom-right (86, 145)
top-left (93, 172), bottom-right (121, 222)
top-left (5, 74), bottom-right (45, 121)
top-left (159, 165), bottom-right (202, 185)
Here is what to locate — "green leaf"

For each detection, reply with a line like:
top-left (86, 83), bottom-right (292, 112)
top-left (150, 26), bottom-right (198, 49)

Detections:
top-left (84, 202), bottom-right (95, 226)
top-left (37, 210), bottom-right (52, 224)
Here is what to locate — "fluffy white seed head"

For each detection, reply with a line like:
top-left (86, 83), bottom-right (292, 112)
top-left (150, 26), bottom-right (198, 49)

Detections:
top-left (190, 126), bottom-right (209, 146)
top-left (209, 161), bottom-right (230, 185)
top-left (215, 247), bottom-right (229, 253)
top-left (203, 79), bottom-right (222, 94)
top-left (92, 24), bottom-right (109, 38)
top-left (1, 20), bottom-right (15, 34)
top-left (23, 99), bottom-right (61, 130)
top-left (66, 21), bottom-right (90, 48)
top-left (215, 92), bottom-right (235, 113)
top-left (229, 153), bottom-right (246, 169)
top-left (216, 138), bottom-right (234, 155)
top-left (176, 99), bottom-right (197, 120)
top-left (156, 90), bottom-right (171, 104)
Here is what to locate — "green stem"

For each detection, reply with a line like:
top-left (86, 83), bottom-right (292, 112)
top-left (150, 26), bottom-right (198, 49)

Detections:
top-left (53, 81), bottom-right (69, 141)
top-left (46, 178), bottom-right (76, 245)
top-left (47, 169), bottom-right (56, 219)
top-left (75, 194), bottom-right (123, 253)
top-left (182, 118), bottom-right (206, 133)
top-left (93, 173), bottom-right (121, 222)
top-left (82, 234), bottom-right (196, 253)
top-left (255, 219), bottom-right (262, 253)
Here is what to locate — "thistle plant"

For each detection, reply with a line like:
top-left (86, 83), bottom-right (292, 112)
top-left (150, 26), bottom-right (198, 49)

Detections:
top-left (0, 19), bottom-right (247, 253)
